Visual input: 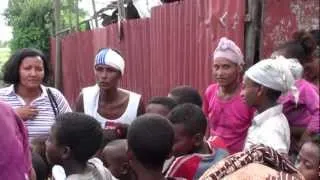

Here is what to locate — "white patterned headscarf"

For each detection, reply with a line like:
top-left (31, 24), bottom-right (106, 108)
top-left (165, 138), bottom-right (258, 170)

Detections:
top-left (213, 37), bottom-right (244, 66)
top-left (271, 56), bottom-right (303, 80)
top-left (245, 57), bottom-right (299, 103)
top-left (94, 48), bottom-right (125, 75)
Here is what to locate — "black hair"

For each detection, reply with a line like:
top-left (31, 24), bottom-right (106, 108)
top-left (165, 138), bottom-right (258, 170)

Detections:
top-left (2, 48), bottom-right (50, 84)
top-left (127, 114), bottom-right (174, 170)
top-left (148, 96), bottom-right (178, 111)
top-left (264, 87), bottom-right (282, 102)
top-left (167, 103), bottom-right (207, 136)
top-left (310, 29), bottom-right (320, 46)
top-left (32, 152), bottom-right (49, 180)
top-left (276, 30), bottom-right (316, 64)
top-left (54, 112), bottom-right (103, 163)
top-left (169, 86), bottom-right (203, 107)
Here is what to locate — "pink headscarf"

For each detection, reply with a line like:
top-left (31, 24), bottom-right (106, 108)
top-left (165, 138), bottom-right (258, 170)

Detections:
top-left (213, 37), bottom-right (244, 66)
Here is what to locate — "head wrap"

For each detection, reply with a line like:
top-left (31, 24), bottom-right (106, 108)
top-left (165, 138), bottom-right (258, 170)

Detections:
top-left (273, 56), bottom-right (303, 80)
top-left (94, 48), bottom-right (125, 75)
top-left (245, 57), bottom-right (299, 103)
top-left (213, 37), bottom-right (244, 66)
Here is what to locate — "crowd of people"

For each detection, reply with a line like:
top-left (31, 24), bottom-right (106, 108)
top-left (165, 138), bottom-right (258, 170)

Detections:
top-left (0, 29), bottom-right (319, 180)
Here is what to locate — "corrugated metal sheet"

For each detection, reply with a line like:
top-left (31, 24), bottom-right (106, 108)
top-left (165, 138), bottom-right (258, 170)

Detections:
top-left (51, 0), bottom-right (245, 106)
top-left (261, 0), bottom-right (320, 58)
top-left (149, 0), bottom-right (245, 99)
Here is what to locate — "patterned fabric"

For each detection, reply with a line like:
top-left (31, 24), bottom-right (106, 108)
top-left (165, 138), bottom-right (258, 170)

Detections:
top-left (199, 144), bottom-right (304, 180)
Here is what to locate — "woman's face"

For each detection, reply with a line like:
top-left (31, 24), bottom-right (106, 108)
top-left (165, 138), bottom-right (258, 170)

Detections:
top-left (19, 56), bottom-right (45, 89)
top-left (94, 64), bottom-right (121, 90)
top-left (212, 57), bottom-right (240, 87)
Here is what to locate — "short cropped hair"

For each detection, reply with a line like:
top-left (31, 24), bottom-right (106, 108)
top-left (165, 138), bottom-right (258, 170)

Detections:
top-left (168, 103), bottom-right (207, 136)
top-left (148, 96), bottom-right (178, 111)
top-left (54, 112), bottom-right (103, 163)
top-left (169, 86), bottom-right (203, 107)
top-left (127, 114), bottom-right (174, 169)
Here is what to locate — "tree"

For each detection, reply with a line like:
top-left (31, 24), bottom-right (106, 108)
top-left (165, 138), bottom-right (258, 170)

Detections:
top-left (4, 0), bottom-right (87, 55)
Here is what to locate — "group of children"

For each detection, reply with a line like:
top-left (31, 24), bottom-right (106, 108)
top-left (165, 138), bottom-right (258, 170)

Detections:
top-left (39, 82), bottom-right (319, 180)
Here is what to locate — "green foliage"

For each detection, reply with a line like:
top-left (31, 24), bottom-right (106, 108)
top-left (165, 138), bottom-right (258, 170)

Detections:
top-left (4, 0), bottom-right (87, 55)
top-left (0, 48), bottom-right (10, 87)
top-left (4, 0), bottom-right (53, 55)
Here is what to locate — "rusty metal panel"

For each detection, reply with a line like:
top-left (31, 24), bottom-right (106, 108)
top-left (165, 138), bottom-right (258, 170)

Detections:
top-left (149, 0), bottom-right (245, 98)
top-left (261, 0), bottom-right (320, 58)
top-left (56, 0), bottom-right (245, 106)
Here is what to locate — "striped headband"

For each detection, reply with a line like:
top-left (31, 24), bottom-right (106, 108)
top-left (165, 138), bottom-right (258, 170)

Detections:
top-left (95, 48), bottom-right (125, 75)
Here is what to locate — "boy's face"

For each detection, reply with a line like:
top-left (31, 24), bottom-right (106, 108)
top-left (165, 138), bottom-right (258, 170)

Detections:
top-left (296, 142), bottom-right (320, 180)
top-left (45, 126), bottom-right (65, 165)
top-left (172, 123), bottom-right (195, 157)
top-left (240, 77), bottom-right (260, 107)
top-left (146, 104), bottom-right (170, 117)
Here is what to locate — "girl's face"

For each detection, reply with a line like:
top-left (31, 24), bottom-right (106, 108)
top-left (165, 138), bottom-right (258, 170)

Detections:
top-left (295, 142), bottom-right (320, 180)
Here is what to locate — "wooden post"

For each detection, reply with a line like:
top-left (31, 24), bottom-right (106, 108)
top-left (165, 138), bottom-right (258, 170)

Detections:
top-left (91, 0), bottom-right (98, 28)
top-left (244, 0), bottom-right (262, 69)
top-left (75, 0), bottom-right (80, 31)
top-left (54, 0), bottom-right (62, 90)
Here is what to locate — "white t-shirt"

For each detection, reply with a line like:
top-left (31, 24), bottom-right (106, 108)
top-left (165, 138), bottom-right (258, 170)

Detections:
top-left (82, 85), bottom-right (141, 127)
top-left (244, 105), bottom-right (290, 154)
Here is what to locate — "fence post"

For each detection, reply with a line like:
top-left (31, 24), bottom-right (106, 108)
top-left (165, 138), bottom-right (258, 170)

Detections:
top-left (54, 0), bottom-right (62, 90)
top-left (244, 0), bottom-right (262, 68)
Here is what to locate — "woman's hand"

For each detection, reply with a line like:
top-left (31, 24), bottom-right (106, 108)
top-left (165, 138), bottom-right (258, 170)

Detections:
top-left (15, 106), bottom-right (38, 121)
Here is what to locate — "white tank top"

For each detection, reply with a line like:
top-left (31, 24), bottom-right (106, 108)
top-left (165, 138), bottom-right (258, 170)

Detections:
top-left (82, 85), bottom-right (141, 127)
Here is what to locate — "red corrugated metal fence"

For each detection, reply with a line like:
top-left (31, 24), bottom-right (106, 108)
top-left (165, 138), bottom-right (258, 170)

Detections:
top-left (261, 0), bottom-right (320, 58)
top-left (52, 0), bottom-right (246, 106)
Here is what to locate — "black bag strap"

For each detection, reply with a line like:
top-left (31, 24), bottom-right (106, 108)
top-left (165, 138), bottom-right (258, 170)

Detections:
top-left (47, 88), bottom-right (59, 117)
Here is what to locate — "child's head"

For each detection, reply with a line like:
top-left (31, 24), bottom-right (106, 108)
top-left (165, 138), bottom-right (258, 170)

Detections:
top-left (167, 103), bottom-right (207, 157)
top-left (102, 139), bottom-right (131, 179)
top-left (127, 114), bottom-right (174, 171)
top-left (273, 30), bottom-right (316, 66)
top-left (146, 96), bottom-right (177, 116)
top-left (45, 112), bottom-right (103, 166)
top-left (168, 86), bottom-right (203, 107)
top-left (296, 135), bottom-right (320, 180)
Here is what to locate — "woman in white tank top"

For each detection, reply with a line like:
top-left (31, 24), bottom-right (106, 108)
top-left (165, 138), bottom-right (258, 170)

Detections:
top-left (75, 48), bottom-right (144, 128)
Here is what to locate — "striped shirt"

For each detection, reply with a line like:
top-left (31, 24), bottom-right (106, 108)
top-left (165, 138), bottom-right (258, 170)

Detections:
top-left (0, 85), bottom-right (71, 139)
